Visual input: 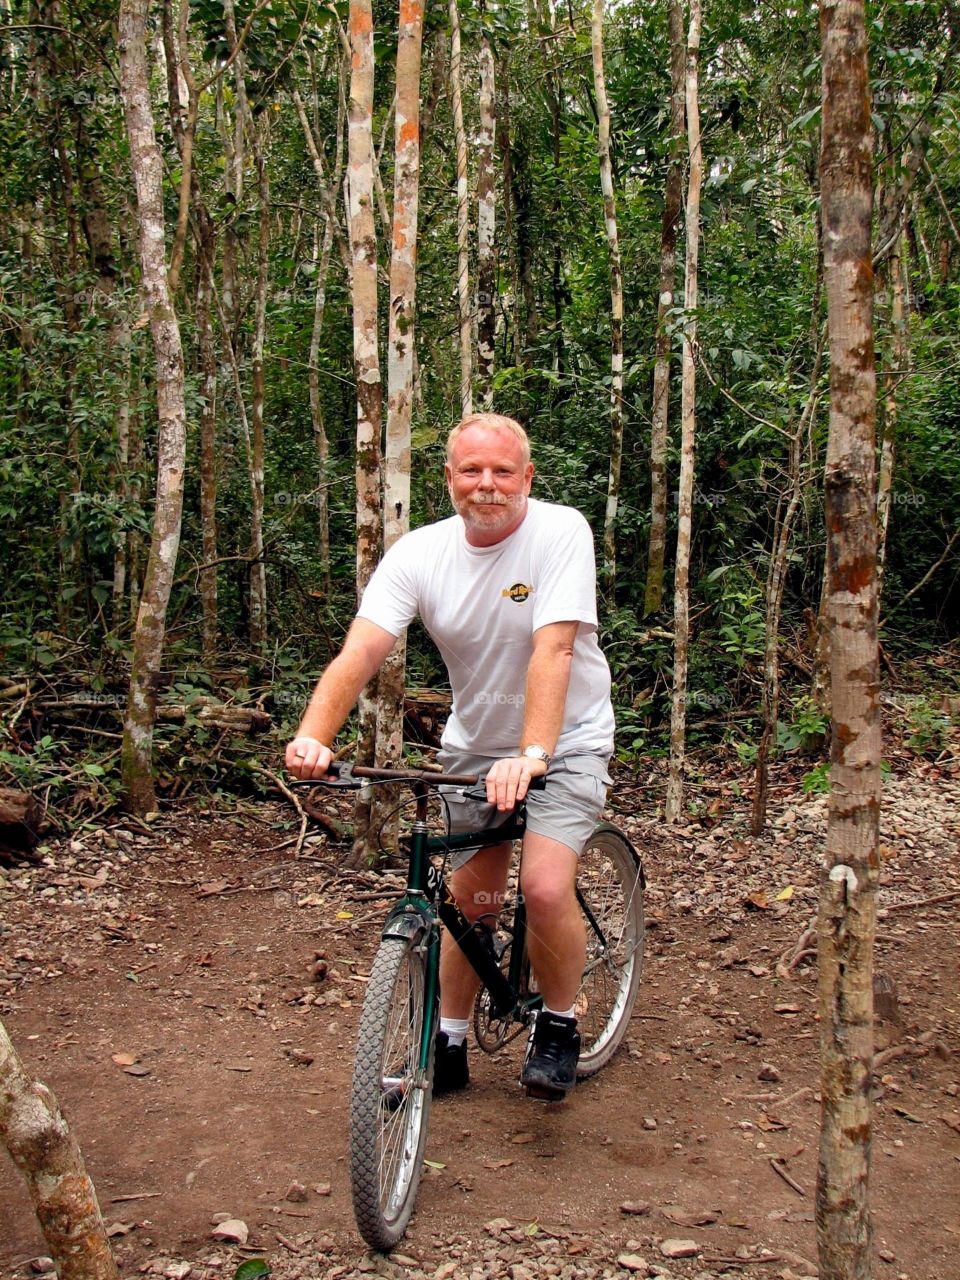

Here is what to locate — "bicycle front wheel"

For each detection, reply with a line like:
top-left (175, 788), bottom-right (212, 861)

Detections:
top-left (575, 826), bottom-right (645, 1077)
top-left (350, 934), bottom-right (435, 1250)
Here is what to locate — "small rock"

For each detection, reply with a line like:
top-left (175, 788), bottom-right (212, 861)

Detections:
top-left (660, 1240), bottom-right (698, 1259)
top-left (620, 1200), bottom-right (652, 1216)
top-left (642, 1116), bottom-right (658, 1131)
top-left (313, 1182), bottom-right (332, 1196)
top-left (30, 1261), bottom-right (56, 1276)
top-left (484, 1218), bottom-right (513, 1235)
top-left (758, 1063), bottom-right (781, 1082)
top-left (617, 1255), bottom-right (650, 1275)
top-left (389, 1255), bottom-right (419, 1267)
top-left (878, 1248), bottom-right (896, 1263)
top-left (210, 1218), bottom-right (248, 1245)
top-left (434, 1263), bottom-right (459, 1280)
top-left (163, 1265), bottom-right (192, 1280)
top-left (286, 1180), bottom-right (308, 1202)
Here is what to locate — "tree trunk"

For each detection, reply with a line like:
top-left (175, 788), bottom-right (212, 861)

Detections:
top-left (751, 334), bottom-right (824, 835)
top-left (248, 127), bottom-right (270, 654)
top-left (591, 0), bottom-right (624, 596)
top-left (816, 4), bottom-right (881, 1278)
top-left (476, 32), bottom-right (496, 406)
top-left (449, 0), bottom-right (472, 415)
top-left (119, 0), bottom-right (188, 816)
top-left (374, 0), bottom-right (424, 854)
top-left (348, 0), bottom-right (385, 866)
top-left (0, 1018), bottom-right (119, 1280)
top-left (665, 0), bottom-right (702, 825)
top-left (197, 245), bottom-right (219, 660)
top-left (877, 228), bottom-right (907, 603)
top-left (644, 0), bottom-right (685, 617)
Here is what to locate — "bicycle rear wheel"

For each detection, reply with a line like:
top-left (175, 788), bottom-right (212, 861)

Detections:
top-left (350, 934), bottom-right (435, 1250)
top-left (575, 826), bottom-right (645, 1077)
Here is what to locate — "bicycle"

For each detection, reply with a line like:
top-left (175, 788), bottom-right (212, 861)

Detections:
top-left (297, 761), bottom-right (645, 1251)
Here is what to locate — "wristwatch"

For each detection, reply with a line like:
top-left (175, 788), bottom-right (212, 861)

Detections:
top-left (522, 744), bottom-right (552, 766)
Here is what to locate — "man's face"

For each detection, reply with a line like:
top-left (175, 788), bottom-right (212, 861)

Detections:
top-left (445, 426), bottom-right (534, 546)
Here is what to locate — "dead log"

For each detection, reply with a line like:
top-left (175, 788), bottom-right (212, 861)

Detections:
top-left (40, 696), bottom-right (271, 734)
top-left (0, 1017), bottom-right (119, 1280)
top-left (0, 788), bottom-right (43, 866)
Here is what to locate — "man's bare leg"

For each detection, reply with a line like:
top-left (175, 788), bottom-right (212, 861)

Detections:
top-left (438, 841), bottom-right (513, 1019)
top-left (518, 831), bottom-right (585, 1010)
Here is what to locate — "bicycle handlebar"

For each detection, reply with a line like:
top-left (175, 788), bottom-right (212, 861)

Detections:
top-left (288, 762), bottom-right (546, 790)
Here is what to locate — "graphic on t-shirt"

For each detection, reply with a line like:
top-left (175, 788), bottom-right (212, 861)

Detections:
top-left (501, 582), bottom-right (534, 603)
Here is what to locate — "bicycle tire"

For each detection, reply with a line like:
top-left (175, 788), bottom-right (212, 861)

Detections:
top-left (575, 826), bottom-right (645, 1077)
top-left (350, 935), bottom-right (435, 1250)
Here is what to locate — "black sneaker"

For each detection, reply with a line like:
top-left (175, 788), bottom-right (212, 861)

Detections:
top-left (433, 1030), bottom-right (469, 1096)
top-left (521, 1012), bottom-right (581, 1099)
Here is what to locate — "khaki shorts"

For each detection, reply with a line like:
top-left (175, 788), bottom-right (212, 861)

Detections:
top-left (436, 749), bottom-right (613, 868)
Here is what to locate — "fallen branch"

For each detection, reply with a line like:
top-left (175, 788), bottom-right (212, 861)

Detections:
top-left (880, 889), bottom-right (960, 915)
top-left (768, 1156), bottom-right (806, 1196)
top-left (250, 765), bottom-right (308, 858)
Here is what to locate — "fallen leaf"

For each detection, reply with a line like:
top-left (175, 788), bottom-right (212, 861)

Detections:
top-left (774, 1003), bottom-right (802, 1015)
top-left (746, 890), bottom-right (770, 911)
top-left (482, 1159), bottom-right (514, 1170)
top-left (423, 1159), bottom-right (446, 1170)
top-left (483, 1218), bottom-right (513, 1235)
top-left (617, 1255), bottom-right (650, 1275)
top-left (224, 1062), bottom-right (253, 1073)
top-left (335, 910), bottom-right (354, 920)
top-left (105, 1222), bottom-right (136, 1238)
top-left (757, 1113), bottom-right (788, 1132)
top-left (111, 1053), bottom-right (138, 1067)
top-left (776, 885), bottom-right (795, 901)
top-left (510, 1132), bottom-right (535, 1144)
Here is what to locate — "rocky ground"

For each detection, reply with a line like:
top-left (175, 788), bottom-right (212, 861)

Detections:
top-left (1, 747), bottom-right (958, 1280)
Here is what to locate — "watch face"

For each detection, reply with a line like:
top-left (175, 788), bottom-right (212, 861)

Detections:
top-left (524, 746), bottom-right (549, 762)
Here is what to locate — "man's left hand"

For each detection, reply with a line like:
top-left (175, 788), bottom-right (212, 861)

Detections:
top-left (485, 754), bottom-right (547, 811)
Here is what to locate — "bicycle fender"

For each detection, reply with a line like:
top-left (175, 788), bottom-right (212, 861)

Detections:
top-left (593, 821), bottom-right (647, 889)
top-left (381, 902), bottom-right (434, 945)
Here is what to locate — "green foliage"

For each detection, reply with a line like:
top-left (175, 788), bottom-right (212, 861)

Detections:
top-left (777, 696), bottom-right (829, 755)
top-left (903, 695), bottom-right (952, 757)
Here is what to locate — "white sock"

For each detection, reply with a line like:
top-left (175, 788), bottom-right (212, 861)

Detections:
top-left (543, 1004), bottom-right (576, 1021)
top-left (439, 1017), bottom-right (470, 1046)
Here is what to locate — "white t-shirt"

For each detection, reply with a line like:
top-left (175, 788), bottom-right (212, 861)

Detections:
top-left (357, 498), bottom-right (614, 756)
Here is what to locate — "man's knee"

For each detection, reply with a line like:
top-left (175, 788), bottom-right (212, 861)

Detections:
top-left (519, 866), bottom-right (577, 920)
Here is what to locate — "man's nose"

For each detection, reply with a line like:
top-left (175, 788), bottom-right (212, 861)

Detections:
top-left (478, 468), bottom-right (496, 489)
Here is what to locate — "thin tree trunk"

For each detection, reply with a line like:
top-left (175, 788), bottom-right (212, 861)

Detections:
top-left (119, 0), bottom-right (188, 816)
top-left (665, 0), bottom-right (702, 825)
top-left (644, 0), bottom-right (685, 617)
top-left (248, 128), bottom-right (269, 653)
top-left (751, 331), bottom-right (825, 834)
top-left (347, 0), bottom-right (384, 866)
top-left (877, 229), bottom-right (907, 603)
top-left (449, 0), bottom-right (472, 415)
top-left (816, 4), bottom-right (881, 1277)
top-left (476, 32), bottom-right (496, 406)
top-left (0, 1018), bottom-right (119, 1280)
top-left (197, 245), bottom-right (219, 659)
top-left (591, 0), bottom-right (624, 595)
top-left (374, 0), bottom-right (424, 854)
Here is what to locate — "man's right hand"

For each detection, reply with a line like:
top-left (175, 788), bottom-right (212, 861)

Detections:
top-left (285, 736), bottom-right (333, 779)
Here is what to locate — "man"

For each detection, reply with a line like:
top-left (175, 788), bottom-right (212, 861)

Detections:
top-left (286, 413), bottom-right (614, 1097)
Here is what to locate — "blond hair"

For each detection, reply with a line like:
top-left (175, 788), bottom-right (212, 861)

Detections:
top-left (446, 413), bottom-right (531, 465)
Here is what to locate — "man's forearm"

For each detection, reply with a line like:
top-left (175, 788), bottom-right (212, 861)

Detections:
top-left (295, 620), bottom-right (396, 747)
top-left (520, 643), bottom-right (573, 754)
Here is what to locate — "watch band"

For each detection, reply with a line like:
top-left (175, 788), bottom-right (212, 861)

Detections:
top-left (522, 744), bottom-right (551, 765)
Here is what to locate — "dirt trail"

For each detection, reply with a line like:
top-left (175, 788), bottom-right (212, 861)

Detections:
top-left (1, 762), bottom-right (958, 1280)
